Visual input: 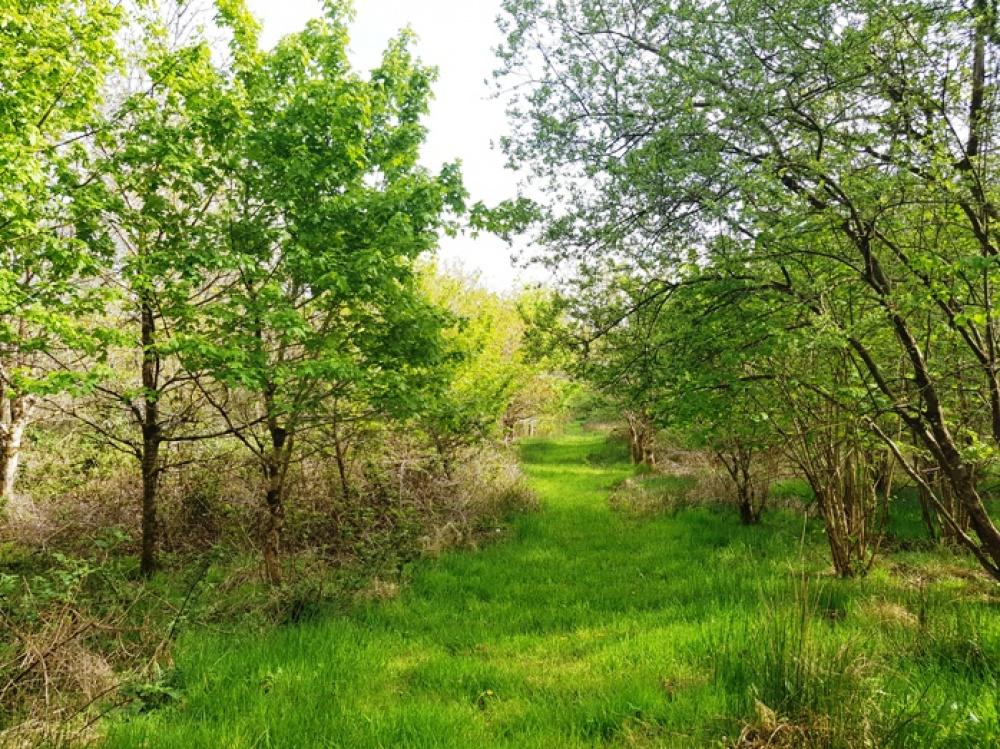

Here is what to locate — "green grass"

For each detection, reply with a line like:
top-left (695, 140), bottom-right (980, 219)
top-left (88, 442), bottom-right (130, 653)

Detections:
top-left (101, 434), bottom-right (1000, 748)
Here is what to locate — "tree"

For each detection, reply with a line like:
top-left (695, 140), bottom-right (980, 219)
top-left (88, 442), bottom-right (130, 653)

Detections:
top-left (52, 0), bottom-right (245, 576)
top-left (0, 0), bottom-right (121, 503)
top-left (418, 266), bottom-right (556, 463)
top-left (189, 5), bottom-right (466, 584)
top-left (523, 270), bottom-right (668, 466)
top-left (498, 0), bottom-right (1000, 580)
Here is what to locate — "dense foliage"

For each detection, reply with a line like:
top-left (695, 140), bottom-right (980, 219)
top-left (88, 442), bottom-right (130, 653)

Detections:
top-left (6, 0), bottom-right (1000, 743)
top-left (0, 0), bottom-right (556, 737)
top-left (498, 0), bottom-right (1000, 579)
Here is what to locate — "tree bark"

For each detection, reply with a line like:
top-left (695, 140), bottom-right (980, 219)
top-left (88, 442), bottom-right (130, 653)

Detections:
top-left (817, 489), bottom-right (854, 579)
top-left (0, 393), bottom-right (33, 504)
top-left (501, 403), bottom-right (517, 445)
top-left (139, 299), bottom-right (162, 577)
top-left (332, 423), bottom-right (351, 505)
top-left (262, 478), bottom-right (285, 587)
top-left (625, 410), bottom-right (642, 464)
top-left (261, 381), bottom-right (292, 585)
top-left (1, 315), bottom-right (37, 505)
top-left (625, 410), bottom-right (656, 468)
top-left (717, 447), bottom-right (765, 525)
top-left (140, 422), bottom-right (161, 577)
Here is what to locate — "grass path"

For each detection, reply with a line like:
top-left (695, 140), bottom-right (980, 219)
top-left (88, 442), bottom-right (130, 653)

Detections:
top-left (101, 434), bottom-right (1000, 748)
top-left (105, 433), bottom-right (733, 747)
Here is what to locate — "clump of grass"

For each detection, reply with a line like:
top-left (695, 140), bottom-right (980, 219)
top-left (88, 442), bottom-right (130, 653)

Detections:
top-left (712, 577), bottom-right (910, 749)
top-left (768, 478), bottom-right (815, 506)
top-left (608, 475), bottom-right (699, 517)
top-left (908, 594), bottom-right (1000, 679)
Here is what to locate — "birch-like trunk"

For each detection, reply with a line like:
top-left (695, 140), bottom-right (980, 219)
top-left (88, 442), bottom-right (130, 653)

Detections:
top-left (0, 392), bottom-right (34, 504)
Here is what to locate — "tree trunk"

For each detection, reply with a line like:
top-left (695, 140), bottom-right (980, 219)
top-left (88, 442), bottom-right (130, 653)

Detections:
top-left (629, 433), bottom-right (642, 465)
top-left (139, 299), bottom-right (161, 578)
top-left (140, 424), bottom-right (161, 577)
top-left (263, 480), bottom-right (284, 586)
top-left (625, 410), bottom-right (656, 468)
top-left (817, 488), bottom-right (855, 579)
top-left (918, 482), bottom-right (940, 541)
top-left (0, 393), bottom-right (33, 504)
top-left (794, 430), bottom-right (880, 578)
top-left (936, 476), bottom-right (970, 545)
top-left (815, 470), bottom-right (870, 579)
top-left (625, 410), bottom-right (642, 465)
top-left (717, 448), bottom-right (765, 526)
top-left (737, 491), bottom-right (757, 526)
top-left (332, 424), bottom-right (351, 505)
top-left (501, 404), bottom-right (517, 446)
top-left (1, 314), bottom-right (37, 505)
top-left (948, 469), bottom-right (1000, 574)
top-left (262, 421), bottom-right (291, 586)
top-left (642, 439), bottom-right (657, 470)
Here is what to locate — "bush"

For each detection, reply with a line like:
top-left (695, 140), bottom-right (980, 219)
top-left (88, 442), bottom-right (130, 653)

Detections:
top-left (0, 549), bottom-right (186, 747)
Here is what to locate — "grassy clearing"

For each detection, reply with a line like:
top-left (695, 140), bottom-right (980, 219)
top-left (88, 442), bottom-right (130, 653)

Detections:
top-left (99, 433), bottom-right (1000, 748)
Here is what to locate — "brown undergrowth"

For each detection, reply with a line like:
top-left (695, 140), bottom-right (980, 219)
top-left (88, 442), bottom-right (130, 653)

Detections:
top-left (1, 432), bottom-right (535, 746)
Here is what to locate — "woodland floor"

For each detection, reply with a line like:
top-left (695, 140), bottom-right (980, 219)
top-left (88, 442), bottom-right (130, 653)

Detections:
top-left (100, 432), bottom-right (1000, 748)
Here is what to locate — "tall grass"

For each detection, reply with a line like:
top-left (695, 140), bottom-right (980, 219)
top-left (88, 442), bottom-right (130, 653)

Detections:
top-left (711, 574), bottom-right (907, 748)
top-left (91, 433), bottom-right (1000, 749)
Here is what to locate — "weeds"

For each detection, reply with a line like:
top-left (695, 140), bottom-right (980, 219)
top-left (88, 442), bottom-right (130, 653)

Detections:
top-left (0, 551), bottom-right (173, 748)
top-left (608, 475), bottom-right (699, 517)
top-left (712, 569), bottom-right (1000, 748)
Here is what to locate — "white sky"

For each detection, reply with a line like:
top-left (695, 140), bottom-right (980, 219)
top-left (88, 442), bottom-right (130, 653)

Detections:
top-left (245, 0), bottom-right (541, 291)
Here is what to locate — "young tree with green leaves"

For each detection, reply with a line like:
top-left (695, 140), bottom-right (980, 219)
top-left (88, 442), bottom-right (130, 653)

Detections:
top-left (418, 266), bottom-right (558, 465)
top-left (189, 5), bottom-right (466, 584)
top-left (53, 0), bottom-right (245, 575)
top-left (0, 0), bottom-right (121, 503)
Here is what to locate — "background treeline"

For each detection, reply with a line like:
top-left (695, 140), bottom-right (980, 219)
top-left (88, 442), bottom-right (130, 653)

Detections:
top-left (0, 0), bottom-right (561, 736)
top-left (499, 0), bottom-right (1000, 581)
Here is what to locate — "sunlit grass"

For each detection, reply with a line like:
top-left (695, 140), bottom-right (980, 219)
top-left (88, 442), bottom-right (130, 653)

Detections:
top-left (101, 434), bottom-right (1000, 748)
